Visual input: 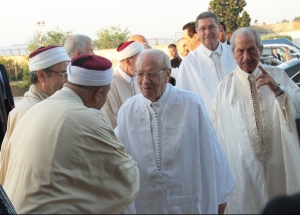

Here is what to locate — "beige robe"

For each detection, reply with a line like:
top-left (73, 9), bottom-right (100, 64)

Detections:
top-left (0, 85), bottom-right (111, 168)
top-left (104, 67), bottom-right (140, 128)
top-left (0, 87), bottom-right (139, 214)
top-left (211, 64), bottom-right (300, 214)
top-left (0, 84), bottom-right (48, 167)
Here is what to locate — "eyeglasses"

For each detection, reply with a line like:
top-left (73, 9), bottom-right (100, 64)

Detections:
top-left (134, 68), bottom-right (167, 79)
top-left (49, 70), bottom-right (67, 78)
top-left (197, 24), bottom-right (218, 32)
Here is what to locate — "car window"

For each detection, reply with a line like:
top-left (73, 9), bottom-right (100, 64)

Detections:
top-left (262, 48), bottom-right (272, 56)
top-left (292, 72), bottom-right (300, 84)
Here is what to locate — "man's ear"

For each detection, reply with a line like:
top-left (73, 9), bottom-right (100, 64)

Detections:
top-left (94, 87), bottom-right (103, 103)
top-left (165, 68), bottom-right (171, 83)
top-left (37, 69), bottom-right (47, 83)
top-left (75, 50), bottom-right (81, 57)
top-left (259, 45), bottom-right (264, 57)
top-left (193, 33), bottom-right (199, 41)
top-left (125, 57), bottom-right (132, 66)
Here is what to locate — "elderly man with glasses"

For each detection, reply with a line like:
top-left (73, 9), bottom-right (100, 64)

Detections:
top-left (0, 46), bottom-right (69, 160)
top-left (115, 49), bottom-right (236, 214)
top-left (176, 11), bottom-right (237, 114)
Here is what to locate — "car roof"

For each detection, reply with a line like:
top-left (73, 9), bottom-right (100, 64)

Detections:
top-left (262, 39), bottom-right (300, 50)
top-left (277, 59), bottom-right (300, 77)
top-left (263, 44), bottom-right (300, 52)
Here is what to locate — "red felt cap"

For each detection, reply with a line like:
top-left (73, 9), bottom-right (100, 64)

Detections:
top-left (117, 41), bottom-right (135, 52)
top-left (29, 46), bottom-right (61, 58)
top-left (71, 54), bottom-right (112, 71)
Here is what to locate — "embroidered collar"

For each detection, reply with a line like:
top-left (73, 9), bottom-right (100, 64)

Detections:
top-left (200, 42), bottom-right (223, 57)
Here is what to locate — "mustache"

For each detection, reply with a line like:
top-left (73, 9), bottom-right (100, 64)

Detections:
top-left (242, 59), bottom-right (253, 64)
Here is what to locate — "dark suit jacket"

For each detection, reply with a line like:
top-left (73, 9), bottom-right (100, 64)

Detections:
top-left (169, 56), bottom-right (182, 86)
top-left (272, 53), bottom-right (282, 61)
top-left (0, 64), bottom-right (15, 116)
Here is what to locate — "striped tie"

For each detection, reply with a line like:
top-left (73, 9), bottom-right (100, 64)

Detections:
top-left (248, 73), bottom-right (263, 143)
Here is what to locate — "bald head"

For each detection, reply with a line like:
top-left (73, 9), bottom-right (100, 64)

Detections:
top-left (128, 34), bottom-right (148, 44)
top-left (177, 38), bottom-right (189, 57)
top-left (64, 34), bottom-right (94, 58)
top-left (135, 49), bottom-right (171, 102)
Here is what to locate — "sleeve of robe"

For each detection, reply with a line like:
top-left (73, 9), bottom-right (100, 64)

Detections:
top-left (267, 66), bottom-right (300, 133)
top-left (194, 96), bottom-right (236, 206)
top-left (0, 101), bottom-right (140, 214)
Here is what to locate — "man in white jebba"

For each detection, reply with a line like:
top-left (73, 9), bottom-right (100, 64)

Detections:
top-left (176, 11), bottom-right (237, 113)
top-left (115, 49), bottom-right (236, 214)
top-left (211, 27), bottom-right (300, 214)
top-left (104, 41), bottom-right (143, 128)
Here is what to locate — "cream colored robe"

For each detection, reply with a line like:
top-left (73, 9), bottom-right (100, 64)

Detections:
top-left (0, 85), bottom-right (48, 164)
top-left (104, 67), bottom-right (140, 129)
top-left (0, 87), bottom-right (139, 214)
top-left (211, 64), bottom-right (300, 214)
top-left (0, 85), bottom-right (111, 167)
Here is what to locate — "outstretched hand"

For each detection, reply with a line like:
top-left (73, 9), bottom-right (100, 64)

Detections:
top-left (254, 65), bottom-right (279, 92)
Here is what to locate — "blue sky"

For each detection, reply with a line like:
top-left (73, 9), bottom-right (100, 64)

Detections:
top-left (1, 0), bottom-right (299, 47)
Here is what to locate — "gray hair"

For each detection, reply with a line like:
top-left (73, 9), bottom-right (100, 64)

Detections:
top-left (64, 34), bottom-right (93, 58)
top-left (30, 66), bottom-right (53, 84)
top-left (195, 11), bottom-right (219, 28)
top-left (137, 49), bottom-right (171, 70)
top-left (230, 27), bottom-right (262, 50)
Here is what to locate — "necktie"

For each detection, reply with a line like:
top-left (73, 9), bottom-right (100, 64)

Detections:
top-left (130, 78), bottom-right (136, 95)
top-left (211, 52), bottom-right (223, 82)
top-left (248, 74), bottom-right (263, 143)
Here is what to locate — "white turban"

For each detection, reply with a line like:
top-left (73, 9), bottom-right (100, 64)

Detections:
top-left (29, 46), bottom-right (70, 72)
top-left (67, 54), bottom-right (113, 86)
top-left (116, 41), bottom-right (143, 61)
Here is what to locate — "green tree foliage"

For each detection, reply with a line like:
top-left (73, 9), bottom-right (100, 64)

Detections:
top-left (0, 57), bottom-right (25, 82)
top-left (27, 26), bottom-right (74, 52)
top-left (293, 16), bottom-right (300, 22)
top-left (208, 0), bottom-right (251, 37)
top-left (281, 19), bottom-right (290, 23)
top-left (93, 25), bottom-right (130, 49)
top-left (261, 35), bottom-right (293, 41)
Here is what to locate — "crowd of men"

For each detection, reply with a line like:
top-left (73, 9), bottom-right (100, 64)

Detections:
top-left (0, 10), bottom-right (299, 214)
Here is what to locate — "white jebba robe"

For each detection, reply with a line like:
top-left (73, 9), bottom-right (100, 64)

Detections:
top-left (104, 67), bottom-right (140, 128)
top-left (210, 64), bottom-right (300, 214)
top-left (115, 84), bottom-right (236, 214)
top-left (0, 87), bottom-right (139, 214)
top-left (176, 43), bottom-right (237, 113)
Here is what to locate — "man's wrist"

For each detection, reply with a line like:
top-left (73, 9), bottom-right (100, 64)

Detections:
top-left (274, 84), bottom-right (284, 97)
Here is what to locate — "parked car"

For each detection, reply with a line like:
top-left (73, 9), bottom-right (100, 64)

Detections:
top-left (262, 39), bottom-right (300, 51)
top-left (277, 59), bottom-right (300, 86)
top-left (262, 44), bottom-right (300, 60)
top-left (260, 56), bottom-right (283, 66)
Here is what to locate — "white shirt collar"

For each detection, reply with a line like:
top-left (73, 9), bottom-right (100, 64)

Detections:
top-left (236, 63), bottom-right (261, 79)
top-left (117, 67), bottom-right (133, 84)
top-left (200, 42), bottom-right (223, 57)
